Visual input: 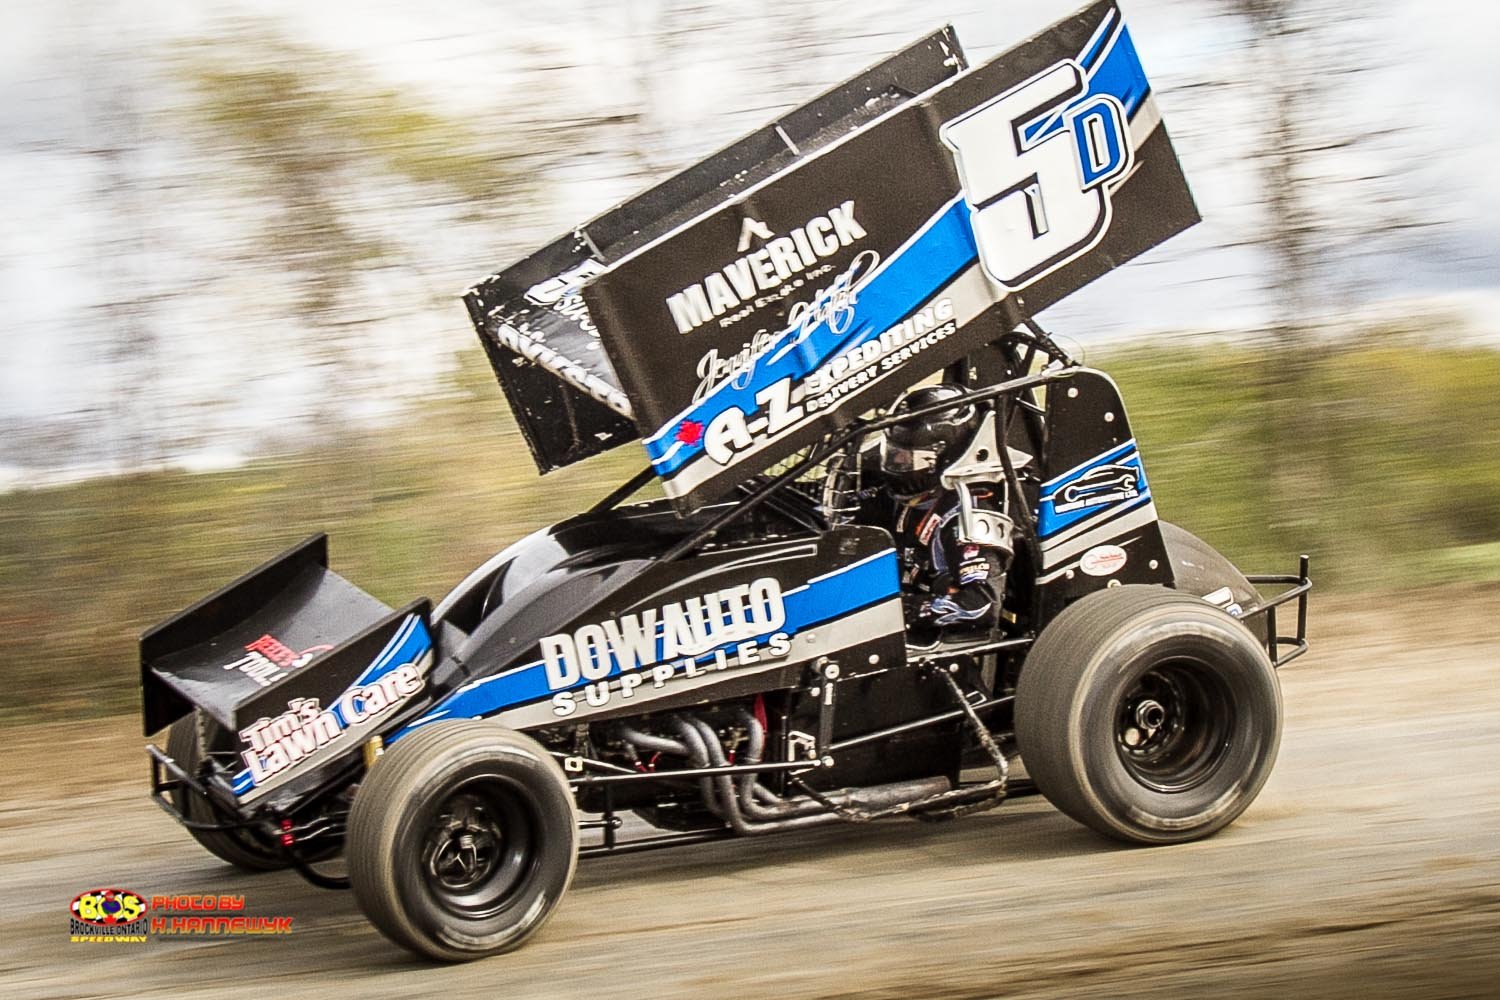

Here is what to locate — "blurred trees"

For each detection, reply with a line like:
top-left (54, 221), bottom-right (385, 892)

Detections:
top-left (1215, 0), bottom-right (1439, 337)
top-left (1213, 0), bottom-right (1446, 565)
top-left (173, 25), bottom-right (535, 434)
top-left (11, 0), bottom-right (970, 480)
top-left (87, 80), bottom-right (162, 471)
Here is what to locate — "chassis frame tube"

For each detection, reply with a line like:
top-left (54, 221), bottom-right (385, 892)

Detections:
top-left (658, 364), bottom-right (1086, 563)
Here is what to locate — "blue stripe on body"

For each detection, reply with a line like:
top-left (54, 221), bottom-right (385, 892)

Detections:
top-left (1024, 21), bottom-right (1151, 147)
top-left (390, 550), bottom-right (902, 740)
top-left (1037, 444), bottom-right (1152, 538)
top-left (231, 614), bottom-right (432, 796)
top-left (1087, 24), bottom-right (1151, 120)
top-left (331, 615), bottom-right (431, 728)
top-left (1078, 7), bottom-right (1119, 68)
top-left (645, 200), bottom-right (978, 480)
top-left (352, 615), bottom-right (418, 687)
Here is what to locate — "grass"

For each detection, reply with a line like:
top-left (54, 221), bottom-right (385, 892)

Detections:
top-left (1105, 332), bottom-right (1500, 587)
top-left (3, 336), bottom-right (1497, 727)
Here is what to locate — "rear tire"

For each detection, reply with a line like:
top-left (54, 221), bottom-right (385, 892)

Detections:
top-left (346, 721), bottom-right (578, 962)
top-left (1015, 585), bottom-right (1281, 844)
top-left (165, 712), bottom-right (289, 872)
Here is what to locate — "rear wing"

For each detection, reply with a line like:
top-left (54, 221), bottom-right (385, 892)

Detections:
top-left (139, 535), bottom-right (430, 737)
top-left (466, 0), bottom-right (1198, 512)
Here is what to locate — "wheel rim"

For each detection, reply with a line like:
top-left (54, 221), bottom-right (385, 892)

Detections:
top-left (420, 777), bottom-right (539, 919)
top-left (1115, 658), bottom-right (1235, 793)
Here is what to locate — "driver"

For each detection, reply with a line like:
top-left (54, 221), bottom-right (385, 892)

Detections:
top-left (876, 384), bottom-right (1009, 637)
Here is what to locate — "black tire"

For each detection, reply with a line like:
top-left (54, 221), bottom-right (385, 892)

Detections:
top-left (1015, 585), bottom-right (1281, 845)
top-left (346, 721), bottom-right (578, 962)
top-left (165, 712), bottom-right (289, 872)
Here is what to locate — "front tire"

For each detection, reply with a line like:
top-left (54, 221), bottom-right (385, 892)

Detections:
top-left (346, 721), bottom-right (578, 962)
top-left (1015, 585), bottom-right (1281, 844)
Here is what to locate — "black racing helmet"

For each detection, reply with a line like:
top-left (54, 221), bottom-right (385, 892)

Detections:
top-left (881, 383), bottom-right (979, 494)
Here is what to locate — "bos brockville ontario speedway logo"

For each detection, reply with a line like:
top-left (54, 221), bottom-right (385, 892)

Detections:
top-left (70, 890), bottom-right (295, 942)
top-left (70, 889), bottom-right (149, 943)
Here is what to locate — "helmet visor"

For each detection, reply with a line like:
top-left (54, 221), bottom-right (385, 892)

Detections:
top-left (881, 440), bottom-right (938, 477)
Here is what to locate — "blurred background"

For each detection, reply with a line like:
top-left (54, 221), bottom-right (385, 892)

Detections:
top-left (3, 0), bottom-right (1498, 724)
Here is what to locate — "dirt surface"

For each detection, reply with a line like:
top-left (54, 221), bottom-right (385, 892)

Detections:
top-left (4, 584), bottom-right (1499, 1000)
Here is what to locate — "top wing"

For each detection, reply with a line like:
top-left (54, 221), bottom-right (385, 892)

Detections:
top-left (463, 26), bottom-right (966, 473)
top-left (468, 2), bottom-right (1198, 509)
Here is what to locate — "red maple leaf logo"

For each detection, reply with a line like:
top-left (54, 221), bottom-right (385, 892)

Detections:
top-left (676, 420), bottom-right (704, 445)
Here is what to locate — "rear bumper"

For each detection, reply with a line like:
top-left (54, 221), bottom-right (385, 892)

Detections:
top-left (147, 741), bottom-right (258, 833)
top-left (149, 739), bottom-right (354, 852)
top-left (1245, 554), bottom-right (1312, 667)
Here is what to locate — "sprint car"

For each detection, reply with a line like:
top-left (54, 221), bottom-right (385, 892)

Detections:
top-left (141, 2), bottom-right (1311, 962)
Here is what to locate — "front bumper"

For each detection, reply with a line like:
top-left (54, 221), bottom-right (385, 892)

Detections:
top-left (1244, 554), bottom-right (1312, 667)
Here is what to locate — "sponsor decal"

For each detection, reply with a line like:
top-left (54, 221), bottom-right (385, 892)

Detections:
top-left (70, 889), bottom-right (149, 943)
top-left (666, 200), bottom-right (868, 335)
top-left (1055, 463), bottom-right (1140, 513)
top-left (695, 296), bottom-right (961, 470)
top-left (737, 216), bottom-right (774, 251)
top-left (550, 632), bottom-right (793, 718)
top-left (643, 196), bottom-right (983, 494)
top-left (1201, 586), bottom-right (1245, 618)
top-left (803, 298), bottom-right (957, 412)
top-left (221, 634), bottom-right (332, 688)
top-left (689, 252), bottom-right (888, 465)
top-left (493, 321), bottom-right (633, 417)
top-left (693, 329), bottom-right (783, 402)
top-left (786, 250), bottom-right (878, 341)
top-left (708, 260), bottom-right (839, 334)
top-left (489, 256), bottom-right (631, 418)
top-left (229, 612), bottom-right (434, 799)
top-left (399, 549), bottom-right (902, 729)
top-left (542, 576), bottom-right (793, 717)
top-left (524, 258), bottom-right (606, 307)
top-left (690, 250), bottom-right (879, 405)
top-left (541, 577), bottom-right (788, 687)
top-left (1079, 544), bottom-right (1128, 577)
top-left (237, 663), bottom-right (424, 785)
top-left (1038, 441), bottom-right (1151, 540)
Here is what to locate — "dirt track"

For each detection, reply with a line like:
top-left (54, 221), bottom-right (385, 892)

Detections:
top-left (4, 585), bottom-right (1499, 999)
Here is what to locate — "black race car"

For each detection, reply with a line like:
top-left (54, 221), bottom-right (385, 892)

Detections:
top-left (140, 2), bottom-right (1310, 962)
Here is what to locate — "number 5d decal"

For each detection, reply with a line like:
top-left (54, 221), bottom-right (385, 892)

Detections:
top-left (941, 61), bottom-right (1131, 292)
